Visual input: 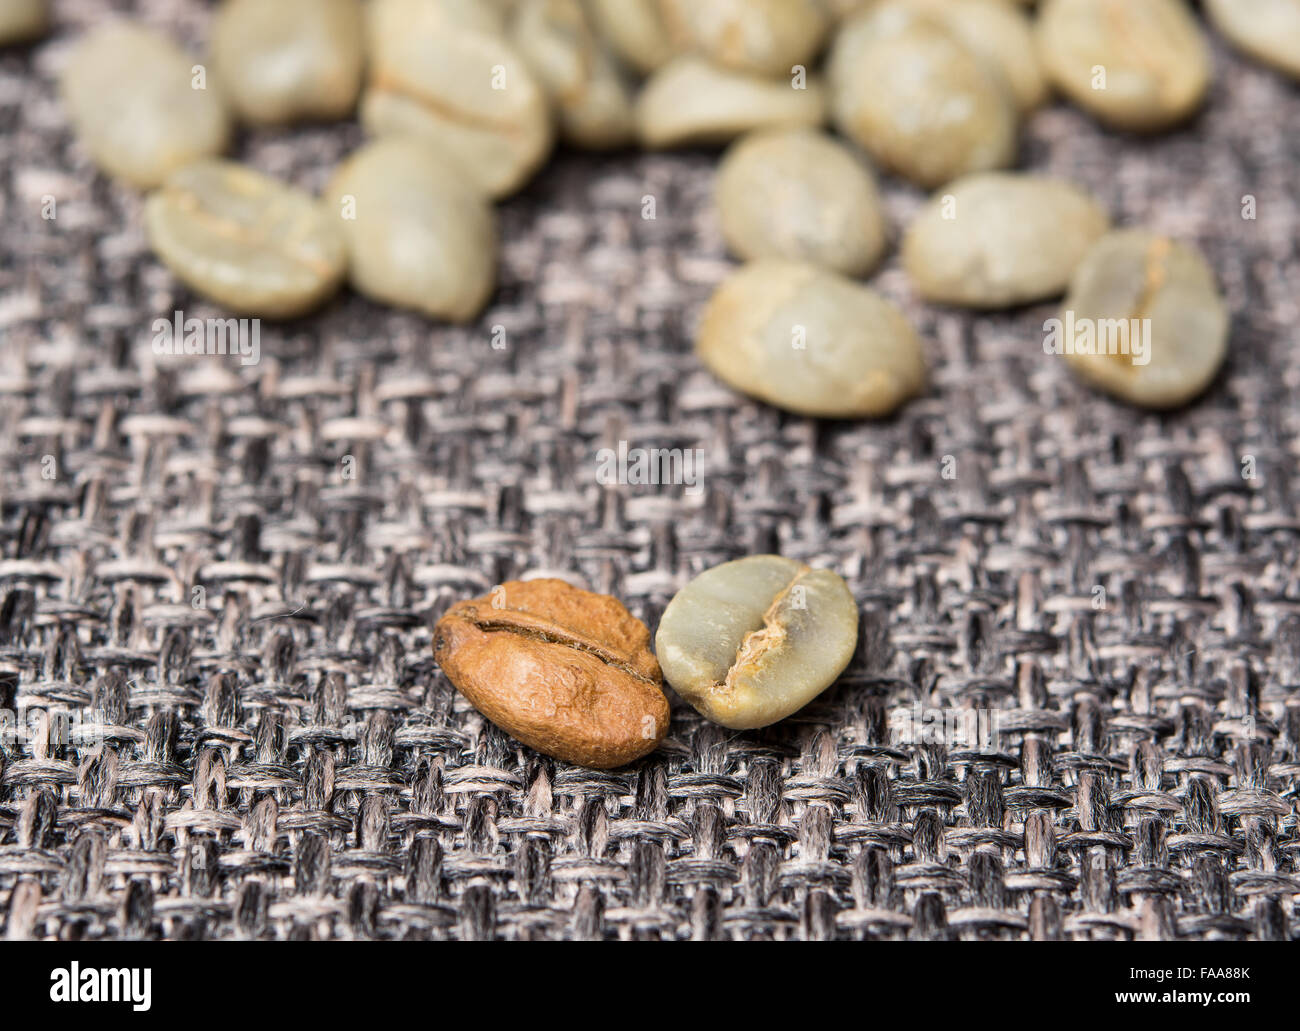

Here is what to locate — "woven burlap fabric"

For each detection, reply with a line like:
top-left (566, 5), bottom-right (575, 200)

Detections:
top-left (2, 1), bottom-right (1299, 941)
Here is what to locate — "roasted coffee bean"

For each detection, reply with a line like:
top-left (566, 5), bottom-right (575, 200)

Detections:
top-left (144, 159), bottom-right (347, 319)
top-left (715, 128), bottom-right (887, 277)
top-left (1036, 0), bottom-right (1211, 132)
top-left (0, 0), bottom-right (47, 45)
top-left (696, 260), bottom-right (927, 418)
top-left (636, 56), bottom-right (826, 149)
top-left (510, 0), bottom-right (635, 150)
top-left (903, 173), bottom-right (1109, 308)
top-left (656, 555), bottom-right (859, 729)
top-left (1205, 0), bottom-right (1300, 81)
top-left (60, 22), bottom-right (231, 188)
top-left (361, 0), bottom-right (554, 198)
top-left (1058, 230), bottom-right (1229, 408)
top-left (210, 0), bottom-right (364, 126)
top-left (325, 137), bottom-right (496, 323)
top-left (434, 579), bottom-right (669, 768)
top-left (828, 10), bottom-right (1017, 188)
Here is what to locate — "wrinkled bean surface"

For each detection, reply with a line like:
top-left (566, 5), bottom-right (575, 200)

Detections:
top-left (435, 579), bottom-right (669, 768)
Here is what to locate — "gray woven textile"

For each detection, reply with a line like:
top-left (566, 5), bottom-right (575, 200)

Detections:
top-left (2, 1), bottom-right (1300, 942)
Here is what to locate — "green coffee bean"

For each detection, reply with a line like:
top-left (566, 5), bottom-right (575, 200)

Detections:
top-left (585, 0), bottom-right (679, 75)
top-left (715, 128), bottom-right (887, 277)
top-left (210, 0), bottom-right (364, 126)
top-left (1205, 0), bottom-right (1300, 81)
top-left (1036, 0), bottom-right (1211, 132)
top-left (903, 173), bottom-right (1109, 308)
top-left (0, 0), bottom-right (47, 45)
top-left (144, 160), bottom-right (346, 319)
top-left (696, 260), bottom-right (927, 418)
top-left (60, 22), bottom-right (231, 189)
top-left (361, 0), bottom-right (554, 199)
top-left (1058, 230), bottom-right (1229, 408)
top-left (656, 0), bottom-right (830, 79)
top-left (902, 0), bottom-right (1047, 113)
top-left (636, 56), bottom-right (826, 149)
top-left (588, 0), bottom-right (827, 78)
top-left (656, 555), bottom-right (859, 730)
top-left (325, 138), bottom-right (496, 323)
top-left (828, 13), bottom-right (1017, 188)
top-left (510, 0), bottom-right (635, 150)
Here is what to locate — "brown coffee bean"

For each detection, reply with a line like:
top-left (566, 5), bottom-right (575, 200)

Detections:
top-left (434, 579), bottom-right (669, 768)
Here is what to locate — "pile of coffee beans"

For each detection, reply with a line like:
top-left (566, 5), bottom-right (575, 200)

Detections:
top-left (41, 0), bottom-right (1253, 419)
top-left (12, 0), bottom-right (1286, 765)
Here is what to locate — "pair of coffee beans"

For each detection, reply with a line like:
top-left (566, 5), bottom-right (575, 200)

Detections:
top-left (141, 142), bottom-right (495, 325)
top-left (435, 557), bottom-right (859, 766)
